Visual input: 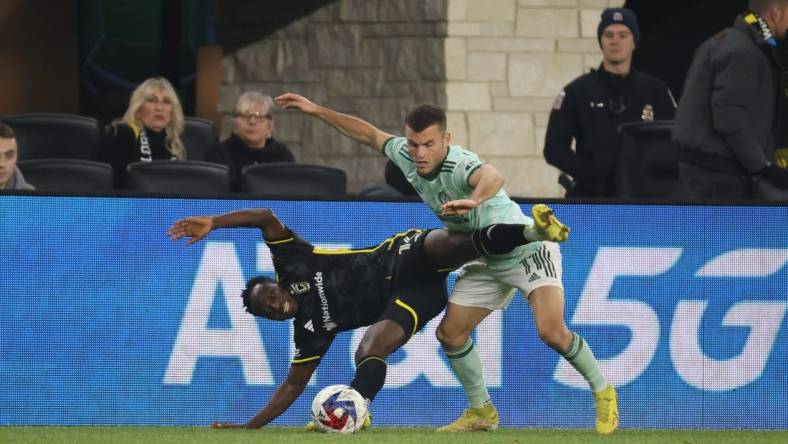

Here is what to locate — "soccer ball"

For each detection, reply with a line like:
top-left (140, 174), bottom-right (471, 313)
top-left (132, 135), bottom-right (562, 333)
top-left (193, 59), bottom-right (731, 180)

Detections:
top-left (311, 384), bottom-right (368, 433)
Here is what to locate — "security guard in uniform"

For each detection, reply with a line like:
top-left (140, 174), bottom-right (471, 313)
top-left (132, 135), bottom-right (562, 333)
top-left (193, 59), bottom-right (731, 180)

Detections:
top-left (544, 7), bottom-right (677, 197)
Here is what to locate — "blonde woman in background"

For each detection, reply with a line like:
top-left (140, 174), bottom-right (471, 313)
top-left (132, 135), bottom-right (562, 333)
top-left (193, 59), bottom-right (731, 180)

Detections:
top-left (102, 77), bottom-right (186, 187)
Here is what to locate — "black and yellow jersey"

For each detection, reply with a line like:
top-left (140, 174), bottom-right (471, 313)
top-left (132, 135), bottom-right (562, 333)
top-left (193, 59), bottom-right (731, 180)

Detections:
top-left (265, 228), bottom-right (447, 366)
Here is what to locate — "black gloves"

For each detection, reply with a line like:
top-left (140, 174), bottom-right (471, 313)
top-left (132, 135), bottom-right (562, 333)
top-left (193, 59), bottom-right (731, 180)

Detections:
top-left (758, 163), bottom-right (788, 190)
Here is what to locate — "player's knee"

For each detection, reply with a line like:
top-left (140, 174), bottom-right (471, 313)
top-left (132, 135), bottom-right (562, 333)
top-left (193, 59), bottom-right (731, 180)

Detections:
top-left (356, 342), bottom-right (395, 363)
top-left (356, 334), bottom-right (402, 362)
top-left (537, 324), bottom-right (572, 351)
top-left (436, 324), bottom-right (469, 350)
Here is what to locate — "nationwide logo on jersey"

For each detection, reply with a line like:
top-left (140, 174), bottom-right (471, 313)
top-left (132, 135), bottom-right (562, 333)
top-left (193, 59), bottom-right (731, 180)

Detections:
top-left (313, 271), bottom-right (336, 331)
top-left (289, 282), bottom-right (311, 295)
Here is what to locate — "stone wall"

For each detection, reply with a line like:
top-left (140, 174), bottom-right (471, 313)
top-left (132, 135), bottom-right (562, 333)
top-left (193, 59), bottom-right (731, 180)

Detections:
top-left (445, 0), bottom-right (624, 198)
top-left (219, 0), bottom-right (623, 196)
top-left (219, 0), bottom-right (449, 193)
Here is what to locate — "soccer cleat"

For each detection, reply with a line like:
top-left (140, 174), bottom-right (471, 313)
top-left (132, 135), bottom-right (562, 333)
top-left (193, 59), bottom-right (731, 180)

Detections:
top-left (594, 384), bottom-right (619, 435)
top-left (305, 413), bottom-right (371, 432)
top-left (531, 204), bottom-right (570, 242)
top-left (437, 401), bottom-right (499, 432)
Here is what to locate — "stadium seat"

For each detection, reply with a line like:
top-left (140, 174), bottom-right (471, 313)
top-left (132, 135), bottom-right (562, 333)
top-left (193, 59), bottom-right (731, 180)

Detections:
top-left (124, 160), bottom-right (230, 194)
top-left (17, 159), bottom-right (114, 192)
top-left (241, 163), bottom-right (347, 196)
top-left (182, 116), bottom-right (219, 161)
top-left (1, 113), bottom-right (101, 161)
top-left (617, 120), bottom-right (684, 198)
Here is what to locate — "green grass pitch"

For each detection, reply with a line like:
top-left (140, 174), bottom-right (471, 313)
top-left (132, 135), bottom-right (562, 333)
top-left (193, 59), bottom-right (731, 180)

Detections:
top-left (0, 427), bottom-right (785, 444)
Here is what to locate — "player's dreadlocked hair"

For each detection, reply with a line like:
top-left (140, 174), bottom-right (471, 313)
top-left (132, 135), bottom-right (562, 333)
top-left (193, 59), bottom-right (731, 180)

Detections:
top-left (241, 275), bottom-right (276, 314)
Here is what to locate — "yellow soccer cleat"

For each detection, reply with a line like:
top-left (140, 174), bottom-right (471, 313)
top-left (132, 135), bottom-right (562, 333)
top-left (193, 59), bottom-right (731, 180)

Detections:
top-left (531, 204), bottom-right (570, 242)
top-left (437, 401), bottom-right (499, 432)
top-left (594, 384), bottom-right (619, 435)
top-left (361, 413), bottom-right (372, 430)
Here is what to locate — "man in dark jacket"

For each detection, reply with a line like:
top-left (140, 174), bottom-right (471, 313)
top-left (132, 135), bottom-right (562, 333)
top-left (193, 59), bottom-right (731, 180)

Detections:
top-left (673, 0), bottom-right (788, 199)
top-left (544, 7), bottom-right (676, 198)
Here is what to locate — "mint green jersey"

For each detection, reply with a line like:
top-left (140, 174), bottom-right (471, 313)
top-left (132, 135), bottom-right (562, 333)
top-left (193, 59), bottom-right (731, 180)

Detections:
top-left (383, 136), bottom-right (540, 270)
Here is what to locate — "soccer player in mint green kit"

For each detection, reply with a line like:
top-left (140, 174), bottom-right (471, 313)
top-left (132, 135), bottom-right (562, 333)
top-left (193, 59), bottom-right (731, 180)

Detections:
top-left (276, 93), bottom-right (619, 435)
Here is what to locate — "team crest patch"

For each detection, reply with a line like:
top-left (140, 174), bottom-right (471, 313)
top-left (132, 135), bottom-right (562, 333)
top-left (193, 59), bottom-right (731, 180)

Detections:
top-left (613, 11), bottom-right (623, 21)
top-left (553, 90), bottom-right (566, 110)
top-left (289, 282), bottom-right (311, 294)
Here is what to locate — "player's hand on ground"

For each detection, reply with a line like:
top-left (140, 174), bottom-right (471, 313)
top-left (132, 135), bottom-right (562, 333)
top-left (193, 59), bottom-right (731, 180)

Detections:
top-left (275, 93), bottom-right (319, 115)
top-left (210, 422), bottom-right (245, 429)
top-left (168, 216), bottom-right (213, 244)
top-left (531, 204), bottom-right (570, 242)
top-left (441, 199), bottom-right (478, 216)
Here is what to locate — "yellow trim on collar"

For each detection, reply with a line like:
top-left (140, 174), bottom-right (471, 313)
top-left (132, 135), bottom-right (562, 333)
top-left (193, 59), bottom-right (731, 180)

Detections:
top-left (128, 121), bottom-right (141, 139)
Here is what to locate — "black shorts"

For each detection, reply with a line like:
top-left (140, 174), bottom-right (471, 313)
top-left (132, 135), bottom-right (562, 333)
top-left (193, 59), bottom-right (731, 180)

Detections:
top-left (377, 229), bottom-right (449, 337)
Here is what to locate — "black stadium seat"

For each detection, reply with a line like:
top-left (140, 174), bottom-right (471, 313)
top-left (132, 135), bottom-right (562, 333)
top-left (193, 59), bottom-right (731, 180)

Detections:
top-left (617, 121), bottom-right (684, 198)
top-left (182, 117), bottom-right (219, 161)
top-left (1, 113), bottom-right (101, 160)
top-left (241, 163), bottom-right (347, 196)
top-left (17, 159), bottom-right (114, 192)
top-left (125, 160), bottom-right (230, 194)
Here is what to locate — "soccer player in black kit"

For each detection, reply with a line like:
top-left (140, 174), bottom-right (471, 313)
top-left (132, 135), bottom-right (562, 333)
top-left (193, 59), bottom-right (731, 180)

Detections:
top-left (168, 206), bottom-right (568, 430)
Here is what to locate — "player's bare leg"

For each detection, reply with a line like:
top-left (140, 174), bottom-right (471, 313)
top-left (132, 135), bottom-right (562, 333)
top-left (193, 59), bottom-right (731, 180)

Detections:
top-left (435, 304), bottom-right (499, 432)
top-left (529, 286), bottom-right (618, 434)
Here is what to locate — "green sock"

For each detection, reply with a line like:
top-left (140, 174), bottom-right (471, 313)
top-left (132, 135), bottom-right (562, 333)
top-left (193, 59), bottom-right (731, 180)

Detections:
top-left (561, 332), bottom-right (606, 392)
top-left (445, 337), bottom-right (490, 408)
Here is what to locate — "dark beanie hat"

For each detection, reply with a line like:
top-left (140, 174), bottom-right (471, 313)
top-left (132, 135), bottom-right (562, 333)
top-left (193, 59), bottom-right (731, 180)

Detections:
top-left (597, 7), bottom-right (640, 47)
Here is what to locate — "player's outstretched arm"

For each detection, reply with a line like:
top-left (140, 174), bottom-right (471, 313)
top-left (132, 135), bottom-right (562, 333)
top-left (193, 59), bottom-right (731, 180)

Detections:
top-left (212, 362), bottom-right (319, 429)
top-left (167, 216), bottom-right (213, 244)
top-left (276, 92), bottom-right (394, 151)
top-left (440, 164), bottom-right (505, 216)
top-left (169, 208), bottom-right (289, 243)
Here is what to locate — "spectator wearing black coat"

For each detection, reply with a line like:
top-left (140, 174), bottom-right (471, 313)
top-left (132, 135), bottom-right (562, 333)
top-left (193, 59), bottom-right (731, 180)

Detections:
top-left (204, 92), bottom-right (294, 191)
top-left (102, 77), bottom-right (186, 187)
top-left (673, 0), bottom-right (788, 199)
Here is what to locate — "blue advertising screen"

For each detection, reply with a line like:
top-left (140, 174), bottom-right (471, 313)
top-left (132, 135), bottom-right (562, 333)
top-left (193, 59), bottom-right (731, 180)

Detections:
top-left (0, 196), bottom-right (786, 429)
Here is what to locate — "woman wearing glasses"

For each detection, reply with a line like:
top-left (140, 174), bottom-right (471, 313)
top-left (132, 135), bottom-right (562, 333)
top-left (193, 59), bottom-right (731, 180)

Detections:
top-left (204, 92), bottom-right (295, 191)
